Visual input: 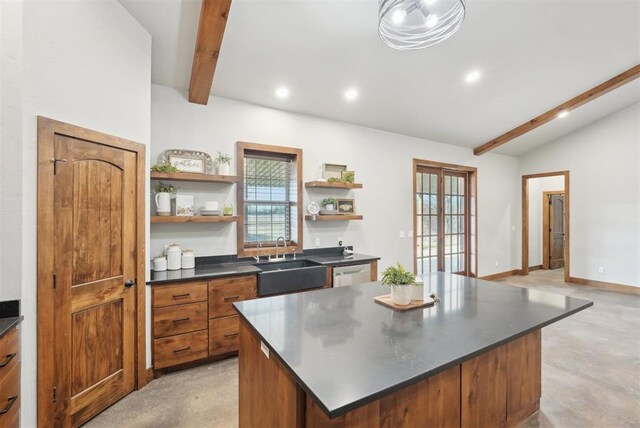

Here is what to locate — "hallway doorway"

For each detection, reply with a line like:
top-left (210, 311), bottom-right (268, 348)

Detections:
top-left (521, 171), bottom-right (570, 282)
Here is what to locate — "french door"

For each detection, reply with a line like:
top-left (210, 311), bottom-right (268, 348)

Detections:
top-left (415, 166), bottom-right (471, 276)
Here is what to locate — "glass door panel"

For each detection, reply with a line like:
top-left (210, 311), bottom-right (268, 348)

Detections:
top-left (443, 173), bottom-right (467, 274)
top-left (415, 170), bottom-right (439, 276)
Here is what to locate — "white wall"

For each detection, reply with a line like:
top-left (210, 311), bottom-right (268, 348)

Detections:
top-left (151, 85), bottom-right (521, 277)
top-left (519, 103), bottom-right (640, 287)
top-left (3, 1), bottom-right (152, 425)
top-left (528, 176), bottom-right (564, 267)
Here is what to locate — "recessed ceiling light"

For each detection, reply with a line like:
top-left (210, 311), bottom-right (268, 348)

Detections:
top-left (465, 70), bottom-right (481, 83)
top-left (557, 110), bottom-right (569, 119)
top-left (425, 14), bottom-right (439, 28)
top-left (344, 88), bottom-right (359, 101)
top-left (422, 0), bottom-right (437, 5)
top-left (391, 8), bottom-right (406, 24)
top-left (275, 87), bottom-right (289, 98)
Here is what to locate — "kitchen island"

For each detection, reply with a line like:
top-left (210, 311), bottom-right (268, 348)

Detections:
top-left (234, 272), bottom-right (592, 427)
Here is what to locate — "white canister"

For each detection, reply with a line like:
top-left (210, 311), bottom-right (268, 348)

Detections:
top-left (412, 281), bottom-right (424, 301)
top-left (166, 244), bottom-right (182, 270)
top-left (153, 256), bottom-right (167, 272)
top-left (155, 192), bottom-right (171, 216)
top-left (181, 250), bottom-right (195, 270)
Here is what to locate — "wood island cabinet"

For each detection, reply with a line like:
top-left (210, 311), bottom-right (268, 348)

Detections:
top-left (152, 274), bottom-right (257, 374)
top-left (0, 328), bottom-right (20, 428)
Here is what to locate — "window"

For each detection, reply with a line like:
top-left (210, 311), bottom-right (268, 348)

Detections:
top-left (237, 142), bottom-right (302, 256)
top-left (413, 160), bottom-right (477, 277)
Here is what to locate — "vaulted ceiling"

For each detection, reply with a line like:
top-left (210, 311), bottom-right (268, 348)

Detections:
top-left (119, 0), bottom-right (640, 156)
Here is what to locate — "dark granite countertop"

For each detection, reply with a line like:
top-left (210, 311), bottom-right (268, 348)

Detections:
top-left (146, 248), bottom-right (379, 285)
top-left (233, 272), bottom-right (593, 418)
top-left (0, 317), bottom-right (23, 340)
top-left (306, 253), bottom-right (380, 266)
top-left (0, 300), bottom-right (23, 339)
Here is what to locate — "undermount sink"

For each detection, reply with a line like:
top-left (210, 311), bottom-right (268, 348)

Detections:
top-left (254, 259), bottom-right (327, 296)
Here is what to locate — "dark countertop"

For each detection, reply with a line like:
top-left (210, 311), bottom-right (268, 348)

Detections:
top-left (146, 250), bottom-right (379, 285)
top-left (0, 300), bottom-right (23, 340)
top-left (233, 272), bottom-right (593, 418)
top-left (0, 317), bottom-right (23, 340)
top-left (306, 253), bottom-right (380, 266)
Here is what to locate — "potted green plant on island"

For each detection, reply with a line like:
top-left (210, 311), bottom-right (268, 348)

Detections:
top-left (215, 152), bottom-right (232, 176)
top-left (381, 262), bottom-right (417, 305)
top-left (154, 182), bottom-right (177, 216)
top-left (321, 198), bottom-right (337, 212)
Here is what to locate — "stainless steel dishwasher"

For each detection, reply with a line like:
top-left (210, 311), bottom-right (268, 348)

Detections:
top-left (333, 263), bottom-right (372, 287)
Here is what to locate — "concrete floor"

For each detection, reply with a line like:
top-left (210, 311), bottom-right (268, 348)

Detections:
top-left (86, 269), bottom-right (640, 427)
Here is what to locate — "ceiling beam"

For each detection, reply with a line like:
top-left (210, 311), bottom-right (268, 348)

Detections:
top-left (188, 0), bottom-right (232, 105)
top-left (473, 64), bottom-right (640, 156)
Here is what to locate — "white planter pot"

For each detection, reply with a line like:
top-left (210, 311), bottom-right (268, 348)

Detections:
top-left (217, 163), bottom-right (230, 176)
top-left (155, 192), bottom-right (171, 216)
top-left (325, 204), bottom-right (334, 211)
top-left (390, 284), bottom-right (413, 305)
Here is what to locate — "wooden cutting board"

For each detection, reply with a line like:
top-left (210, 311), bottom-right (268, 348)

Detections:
top-left (374, 294), bottom-right (435, 311)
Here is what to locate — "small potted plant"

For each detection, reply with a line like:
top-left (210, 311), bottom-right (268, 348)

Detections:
top-left (154, 181), bottom-right (177, 216)
top-left (381, 262), bottom-right (416, 305)
top-left (215, 152), bottom-right (232, 176)
top-left (150, 162), bottom-right (180, 173)
top-left (321, 198), bottom-right (337, 211)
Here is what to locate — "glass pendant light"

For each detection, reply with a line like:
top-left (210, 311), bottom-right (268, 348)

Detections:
top-left (379, 0), bottom-right (466, 50)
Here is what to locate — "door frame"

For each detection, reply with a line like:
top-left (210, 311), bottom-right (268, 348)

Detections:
top-left (412, 159), bottom-right (478, 277)
top-left (521, 171), bottom-right (570, 282)
top-left (37, 116), bottom-right (147, 425)
top-left (542, 190), bottom-right (565, 270)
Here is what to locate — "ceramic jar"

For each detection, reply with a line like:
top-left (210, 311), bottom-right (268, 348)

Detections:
top-left (153, 256), bottom-right (167, 272)
top-left (166, 244), bottom-right (182, 270)
top-left (181, 250), bottom-right (195, 269)
top-left (155, 192), bottom-right (171, 216)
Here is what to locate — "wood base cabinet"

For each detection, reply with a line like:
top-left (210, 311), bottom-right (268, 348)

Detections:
top-left (0, 328), bottom-right (20, 428)
top-left (152, 275), bottom-right (257, 373)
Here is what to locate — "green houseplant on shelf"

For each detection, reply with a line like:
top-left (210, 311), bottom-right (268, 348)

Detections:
top-left (381, 262), bottom-right (416, 305)
top-left (321, 198), bottom-right (337, 211)
top-left (215, 152), bottom-right (232, 176)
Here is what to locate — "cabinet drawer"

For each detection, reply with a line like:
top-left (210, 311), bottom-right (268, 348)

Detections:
top-left (0, 329), bottom-right (19, 377)
top-left (154, 302), bottom-right (208, 339)
top-left (154, 330), bottom-right (208, 369)
top-left (153, 282), bottom-right (208, 308)
top-left (208, 275), bottom-right (257, 318)
top-left (209, 315), bottom-right (239, 356)
top-left (0, 363), bottom-right (20, 428)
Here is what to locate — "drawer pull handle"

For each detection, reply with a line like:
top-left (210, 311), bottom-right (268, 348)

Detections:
top-left (0, 396), bottom-right (17, 415)
top-left (0, 354), bottom-right (15, 368)
top-left (173, 347), bottom-right (191, 354)
top-left (173, 293), bottom-right (190, 299)
top-left (172, 318), bottom-right (190, 323)
top-left (224, 295), bottom-right (240, 302)
top-left (224, 332), bottom-right (239, 338)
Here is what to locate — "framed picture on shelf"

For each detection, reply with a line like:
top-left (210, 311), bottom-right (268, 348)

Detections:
top-left (158, 149), bottom-right (213, 173)
top-left (336, 198), bottom-right (355, 215)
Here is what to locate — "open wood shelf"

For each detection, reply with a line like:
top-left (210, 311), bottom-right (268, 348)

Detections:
top-left (304, 181), bottom-right (363, 189)
top-left (305, 215), bottom-right (363, 221)
top-left (151, 216), bottom-right (237, 224)
top-left (150, 171), bottom-right (237, 184)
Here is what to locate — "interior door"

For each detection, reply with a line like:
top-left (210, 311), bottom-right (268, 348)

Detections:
top-left (53, 135), bottom-right (136, 427)
top-left (549, 194), bottom-right (565, 269)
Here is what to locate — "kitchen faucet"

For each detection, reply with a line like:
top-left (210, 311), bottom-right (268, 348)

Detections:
top-left (271, 237), bottom-right (286, 262)
top-left (253, 241), bottom-right (263, 262)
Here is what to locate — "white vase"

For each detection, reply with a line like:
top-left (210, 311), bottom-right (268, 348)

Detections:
top-left (325, 204), bottom-right (334, 211)
top-left (391, 284), bottom-right (413, 305)
top-left (155, 192), bottom-right (171, 216)
top-left (217, 163), bottom-right (230, 176)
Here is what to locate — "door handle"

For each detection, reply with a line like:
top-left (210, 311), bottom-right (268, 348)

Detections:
top-left (124, 279), bottom-right (136, 288)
